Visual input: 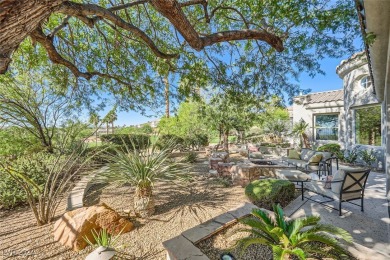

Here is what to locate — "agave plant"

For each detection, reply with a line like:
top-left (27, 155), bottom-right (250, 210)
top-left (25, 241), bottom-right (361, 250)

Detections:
top-left (100, 138), bottom-right (181, 218)
top-left (236, 204), bottom-right (353, 259)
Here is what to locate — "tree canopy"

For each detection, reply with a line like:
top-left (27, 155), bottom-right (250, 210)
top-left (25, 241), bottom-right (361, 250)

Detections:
top-left (0, 1), bottom-right (360, 113)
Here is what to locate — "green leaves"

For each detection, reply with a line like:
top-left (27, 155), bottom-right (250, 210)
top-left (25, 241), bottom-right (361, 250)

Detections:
top-left (235, 204), bottom-right (353, 259)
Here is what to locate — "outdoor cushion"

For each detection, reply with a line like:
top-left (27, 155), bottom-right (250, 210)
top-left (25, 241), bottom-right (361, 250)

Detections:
top-left (331, 170), bottom-right (345, 193)
top-left (319, 152), bottom-right (332, 161)
top-left (301, 149), bottom-right (316, 161)
top-left (304, 181), bottom-right (340, 201)
top-left (308, 153), bottom-right (323, 164)
top-left (300, 148), bottom-right (310, 160)
top-left (288, 149), bottom-right (300, 159)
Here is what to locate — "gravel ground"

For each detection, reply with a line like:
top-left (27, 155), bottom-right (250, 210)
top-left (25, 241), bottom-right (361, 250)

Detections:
top-left (0, 154), bottom-right (250, 259)
top-left (197, 219), bottom-right (273, 260)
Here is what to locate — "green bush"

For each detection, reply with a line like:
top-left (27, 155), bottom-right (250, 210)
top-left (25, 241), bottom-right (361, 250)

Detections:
top-left (156, 134), bottom-right (185, 150)
top-left (182, 151), bottom-right (198, 163)
top-left (100, 134), bottom-right (150, 150)
top-left (183, 134), bottom-right (209, 150)
top-left (317, 143), bottom-right (344, 159)
top-left (83, 144), bottom-right (120, 164)
top-left (245, 179), bottom-right (295, 210)
top-left (317, 143), bottom-right (340, 154)
top-left (0, 153), bottom-right (51, 209)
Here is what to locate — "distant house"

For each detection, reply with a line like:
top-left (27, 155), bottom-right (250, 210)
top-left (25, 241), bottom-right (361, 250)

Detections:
top-left (292, 52), bottom-right (384, 169)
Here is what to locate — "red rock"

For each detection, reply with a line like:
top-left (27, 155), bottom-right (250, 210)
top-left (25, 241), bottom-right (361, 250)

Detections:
top-left (53, 203), bottom-right (133, 251)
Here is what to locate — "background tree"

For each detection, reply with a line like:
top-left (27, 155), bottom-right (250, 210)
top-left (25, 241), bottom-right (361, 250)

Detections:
top-left (202, 91), bottom-right (280, 151)
top-left (102, 108), bottom-right (118, 135)
top-left (89, 112), bottom-right (101, 146)
top-left (0, 76), bottom-right (77, 153)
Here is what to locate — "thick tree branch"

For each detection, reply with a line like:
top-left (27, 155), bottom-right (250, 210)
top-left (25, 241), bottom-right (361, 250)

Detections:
top-left (30, 27), bottom-right (93, 80)
top-left (151, 0), bottom-right (284, 52)
top-left (58, 1), bottom-right (178, 59)
top-left (108, 0), bottom-right (149, 11)
top-left (203, 30), bottom-right (283, 51)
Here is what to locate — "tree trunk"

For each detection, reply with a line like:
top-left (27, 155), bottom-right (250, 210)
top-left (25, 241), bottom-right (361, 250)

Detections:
top-left (106, 122), bottom-right (109, 134)
top-left (0, 0), bottom-right (65, 73)
top-left (302, 133), bottom-right (311, 149)
top-left (111, 121), bottom-right (115, 134)
top-left (223, 129), bottom-right (229, 152)
top-left (163, 73), bottom-right (170, 118)
top-left (134, 186), bottom-right (155, 218)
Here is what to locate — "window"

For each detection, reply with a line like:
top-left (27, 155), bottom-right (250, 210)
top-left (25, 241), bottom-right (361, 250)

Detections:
top-left (314, 114), bottom-right (338, 140)
top-left (360, 76), bottom-right (372, 89)
top-left (355, 106), bottom-right (381, 146)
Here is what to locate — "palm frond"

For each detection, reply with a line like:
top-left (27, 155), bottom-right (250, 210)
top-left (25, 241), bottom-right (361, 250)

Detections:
top-left (251, 208), bottom-right (273, 226)
top-left (300, 243), bottom-right (343, 259)
top-left (236, 237), bottom-right (270, 255)
top-left (290, 247), bottom-right (306, 260)
top-left (298, 233), bottom-right (350, 256)
top-left (305, 224), bottom-right (353, 243)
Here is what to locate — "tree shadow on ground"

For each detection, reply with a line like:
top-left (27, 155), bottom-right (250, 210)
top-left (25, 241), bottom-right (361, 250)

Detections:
top-left (153, 179), bottom-right (231, 226)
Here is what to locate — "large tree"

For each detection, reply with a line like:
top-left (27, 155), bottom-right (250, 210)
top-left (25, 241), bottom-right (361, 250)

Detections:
top-left (0, 0), bottom-right (359, 106)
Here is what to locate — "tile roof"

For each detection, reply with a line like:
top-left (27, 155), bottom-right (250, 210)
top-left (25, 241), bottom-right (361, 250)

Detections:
top-left (298, 89), bottom-right (344, 104)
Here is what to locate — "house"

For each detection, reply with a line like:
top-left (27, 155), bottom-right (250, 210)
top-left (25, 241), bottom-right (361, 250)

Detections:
top-left (357, 0), bottom-right (390, 199)
top-left (292, 51), bottom-right (384, 169)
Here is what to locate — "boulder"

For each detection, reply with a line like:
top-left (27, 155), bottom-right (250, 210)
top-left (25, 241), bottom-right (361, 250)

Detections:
top-left (53, 203), bottom-right (133, 251)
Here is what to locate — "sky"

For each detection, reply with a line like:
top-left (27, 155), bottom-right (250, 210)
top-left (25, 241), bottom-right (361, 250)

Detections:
top-left (111, 53), bottom-right (357, 126)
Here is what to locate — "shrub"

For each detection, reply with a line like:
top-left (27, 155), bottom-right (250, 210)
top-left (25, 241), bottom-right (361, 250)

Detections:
top-left (0, 153), bottom-right (48, 209)
top-left (317, 143), bottom-right (345, 160)
top-left (183, 134), bottom-right (209, 150)
top-left (343, 148), bottom-right (359, 164)
top-left (83, 144), bottom-right (120, 164)
top-left (360, 149), bottom-right (376, 167)
top-left (182, 151), bottom-right (198, 163)
top-left (0, 150), bottom-right (92, 225)
top-left (317, 143), bottom-right (341, 154)
top-left (245, 179), bottom-right (295, 210)
top-left (100, 134), bottom-right (150, 150)
top-left (155, 134), bottom-right (185, 150)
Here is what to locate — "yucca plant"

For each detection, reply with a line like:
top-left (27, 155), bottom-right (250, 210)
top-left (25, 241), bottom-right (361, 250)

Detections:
top-left (100, 138), bottom-right (182, 218)
top-left (236, 204), bottom-right (353, 259)
top-left (84, 228), bottom-right (122, 250)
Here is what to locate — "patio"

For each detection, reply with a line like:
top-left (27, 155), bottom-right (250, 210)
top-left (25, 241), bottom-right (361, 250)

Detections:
top-left (284, 170), bottom-right (390, 259)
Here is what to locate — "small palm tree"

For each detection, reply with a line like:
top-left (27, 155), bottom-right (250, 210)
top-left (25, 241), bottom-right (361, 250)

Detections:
top-left (236, 204), bottom-right (353, 259)
top-left (292, 119), bottom-right (311, 148)
top-left (100, 139), bottom-right (181, 218)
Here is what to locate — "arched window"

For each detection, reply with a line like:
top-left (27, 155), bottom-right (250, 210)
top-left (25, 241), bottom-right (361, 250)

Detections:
top-left (360, 76), bottom-right (372, 89)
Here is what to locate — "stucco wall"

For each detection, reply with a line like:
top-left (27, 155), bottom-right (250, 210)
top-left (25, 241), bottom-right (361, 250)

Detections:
top-left (291, 52), bottom-right (384, 170)
top-left (292, 98), bottom-right (344, 147)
